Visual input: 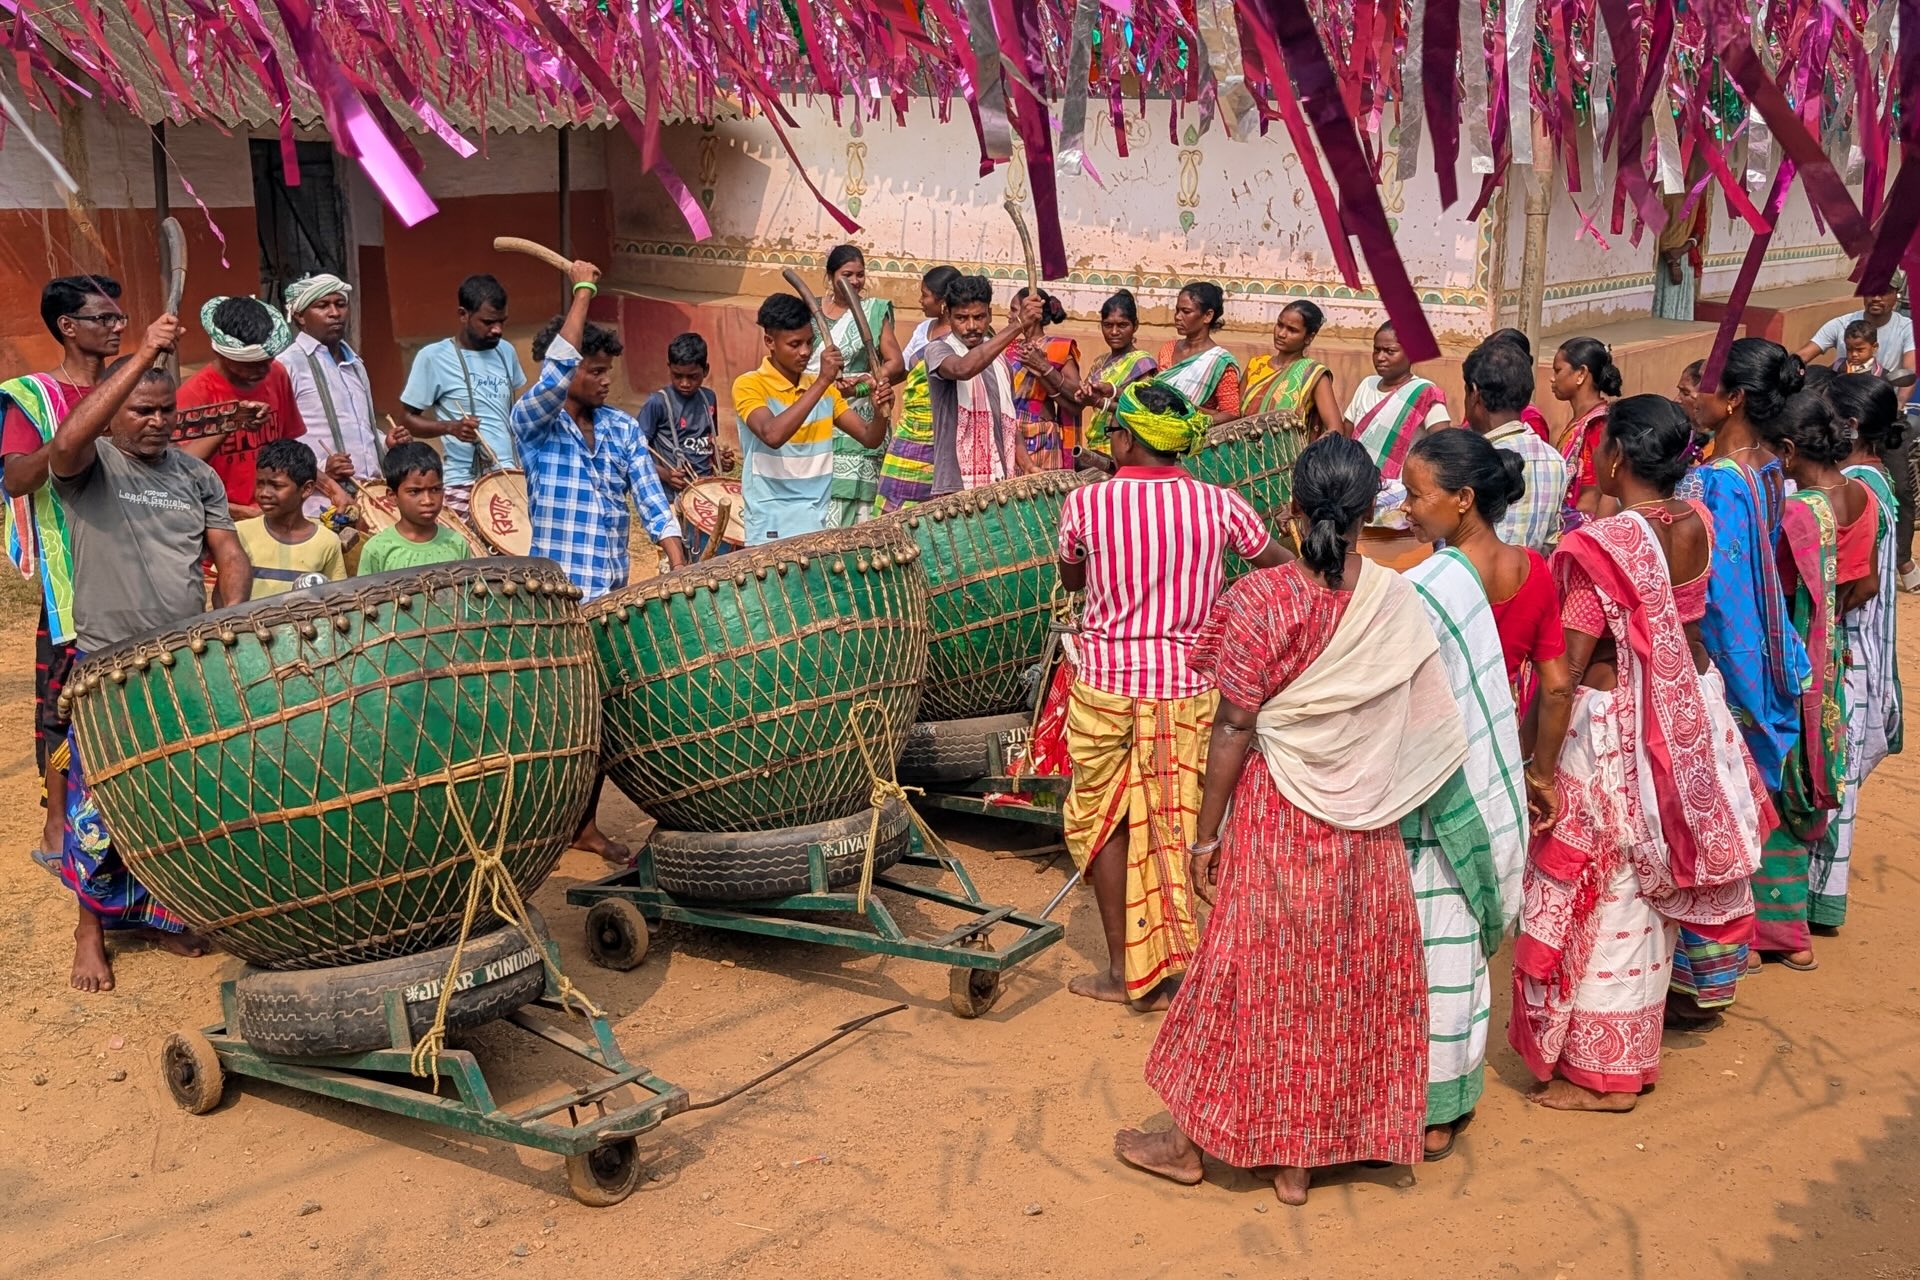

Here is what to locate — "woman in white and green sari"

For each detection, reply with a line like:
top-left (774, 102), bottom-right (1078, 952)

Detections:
top-left (809, 244), bottom-right (905, 525)
top-left (1811, 374), bottom-right (1905, 930)
top-left (1154, 281), bottom-right (1241, 425)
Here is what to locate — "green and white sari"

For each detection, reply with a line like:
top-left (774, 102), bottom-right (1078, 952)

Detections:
top-left (1402, 547), bottom-right (1527, 1126)
top-left (807, 295), bottom-right (893, 525)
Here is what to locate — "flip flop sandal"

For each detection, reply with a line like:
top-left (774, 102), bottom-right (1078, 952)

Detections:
top-left (1424, 1111), bottom-right (1475, 1163)
top-left (1775, 955), bottom-right (1820, 972)
top-left (29, 847), bottom-right (60, 877)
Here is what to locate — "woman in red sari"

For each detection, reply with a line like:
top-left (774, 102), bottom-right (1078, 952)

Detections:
top-left (1550, 337), bottom-right (1622, 535)
top-left (1512, 396), bottom-right (1772, 1111)
top-left (1115, 435), bottom-right (1466, 1204)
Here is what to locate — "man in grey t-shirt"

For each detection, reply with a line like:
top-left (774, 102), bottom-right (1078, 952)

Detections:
top-left (49, 314), bottom-right (253, 995)
top-left (924, 275), bottom-right (1043, 495)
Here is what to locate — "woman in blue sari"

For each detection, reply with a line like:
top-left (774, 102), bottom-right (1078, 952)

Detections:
top-left (1671, 338), bottom-right (1808, 1024)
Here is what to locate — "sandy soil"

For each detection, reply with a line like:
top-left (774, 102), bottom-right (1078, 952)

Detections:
top-left (1, 589), bottom-right (1918, 1280)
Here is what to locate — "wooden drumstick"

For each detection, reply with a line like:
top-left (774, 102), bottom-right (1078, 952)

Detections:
top-left (835, 276), bottom-right (881, 390)
top-left (699, 498), bottom-right (731, 562)
top-left (492, 235), bottom-right (573, 272)
top-left (1004, 197), bottom-right (1041, 336)
top-left (780, 267), bottom-right (828, 333)
top-left (159, 215), bottom-right (186, 378)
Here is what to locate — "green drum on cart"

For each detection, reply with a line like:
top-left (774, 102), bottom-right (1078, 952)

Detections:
top-left (1188, 410), bottom-right (1309, 571)
top-left (588, 522), bottom-right (929, 832)
top-left (65, 559), bottom-right (601, 970)
top-left (881, 471), bottom-right (1088, 722)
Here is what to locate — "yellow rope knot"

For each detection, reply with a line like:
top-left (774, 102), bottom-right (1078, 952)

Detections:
top-left (408, 762), bottom-right (603, 1082)
top-left (847, 697), bottom-right (952, 912)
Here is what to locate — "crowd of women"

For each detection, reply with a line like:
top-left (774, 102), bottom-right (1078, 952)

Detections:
top-left (782, 248), bottom-right (1903, 1202)
top-left (1097, 329), bottom-right (1904, 1205)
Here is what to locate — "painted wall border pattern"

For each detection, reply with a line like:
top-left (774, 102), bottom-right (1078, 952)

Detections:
top-left (610, 236), bottom-right (1491, 311)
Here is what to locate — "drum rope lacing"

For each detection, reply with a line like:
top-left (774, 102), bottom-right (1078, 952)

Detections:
top-left (409, 763), bottom-right (603, 1082)
top-left (846, 696), bottom-right (955, 914)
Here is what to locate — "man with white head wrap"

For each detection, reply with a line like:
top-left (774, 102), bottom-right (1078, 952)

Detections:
top-left (277, 272), bottom-right (385, 504)
top-left (177, 295), bottom-right (306, 519)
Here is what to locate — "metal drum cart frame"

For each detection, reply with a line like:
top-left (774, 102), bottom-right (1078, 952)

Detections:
top-left (160, 937), bottom-right (687, 1207)
top-left (567, 826), bottom-right (1063, 1018)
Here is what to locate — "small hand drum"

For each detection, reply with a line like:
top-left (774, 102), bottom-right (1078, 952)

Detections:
top-left (469, 468), bottom-right (533, 558)
top-left (675, 478), bottom-right (745, 557)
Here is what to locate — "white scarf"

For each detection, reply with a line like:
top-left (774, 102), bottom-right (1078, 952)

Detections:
top-left (1252, 557), bottom-right (1468, 830)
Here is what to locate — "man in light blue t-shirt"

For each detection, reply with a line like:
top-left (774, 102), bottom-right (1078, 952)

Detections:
top-left (398, 273), bottom-right (526, 519)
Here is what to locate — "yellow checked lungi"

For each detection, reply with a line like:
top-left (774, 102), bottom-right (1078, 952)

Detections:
top-left (1061, 679), bottom-right (1214, 998)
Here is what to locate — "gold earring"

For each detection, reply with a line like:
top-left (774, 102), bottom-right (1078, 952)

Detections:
top-left (1609, 456), bottom-right (1620, 480)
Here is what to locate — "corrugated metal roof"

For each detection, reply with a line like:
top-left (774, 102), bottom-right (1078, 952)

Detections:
top-left (23, 1), bottom-right (729, 135)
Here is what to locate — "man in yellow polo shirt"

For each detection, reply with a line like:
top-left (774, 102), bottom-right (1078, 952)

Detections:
top-left (731, 293), bottom-right (891, 544)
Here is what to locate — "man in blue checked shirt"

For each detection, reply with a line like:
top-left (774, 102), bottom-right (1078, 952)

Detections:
top-left (512, 258), bottom-right (689, 601)
top-left (512, 257), bottom-right (689, 862)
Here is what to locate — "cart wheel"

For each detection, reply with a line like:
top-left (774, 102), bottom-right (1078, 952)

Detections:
top-left (947, 965), bottom-right (1002, 1019)
top-left (161, 1030), bottom-right (225, 1115)
top-left (585, 899), bottom-right (650, 971)
top-left (566, 1136), bottom-right (645, 1207)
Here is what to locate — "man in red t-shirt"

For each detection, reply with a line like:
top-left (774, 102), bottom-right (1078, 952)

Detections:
top-left (176, 296), bottom-right (305, 518)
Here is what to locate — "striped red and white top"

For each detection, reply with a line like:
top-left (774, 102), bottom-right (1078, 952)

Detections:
top-left (1057, 466), bottom-right (1272, 700)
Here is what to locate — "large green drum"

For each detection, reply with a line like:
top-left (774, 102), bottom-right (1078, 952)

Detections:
top-left (588, 522), bottom-right (929, 831)
top-left (65, 559), bottom-right (599, 970)
top-left (1188, 410), bottom-right (1309, 574)
top-left (883, 471), bottom-right (1088, 722)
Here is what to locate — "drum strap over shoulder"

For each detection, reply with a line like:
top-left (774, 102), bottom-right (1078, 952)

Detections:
top-left (304, 347), bottom-right (383, 467)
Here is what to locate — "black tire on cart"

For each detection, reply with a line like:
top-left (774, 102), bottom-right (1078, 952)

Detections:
top-left (584, 897), bottom-right (651, 971)
top-left (648, 800), bottom-right (912, 901)
top-left (161, 1029), bottom-right (226, 1114)
top-left (231, 909), bottom-right (551, 1057)
top-left (897, 713), bottom-right (1032, 785)
top-left (566, 1136), bottom-right (646, 1207)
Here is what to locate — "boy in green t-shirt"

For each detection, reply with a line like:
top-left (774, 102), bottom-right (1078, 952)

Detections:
top-left (235, 438), bottom-right (347, 599)
top-left (357, 442), bottom-right (473, 575)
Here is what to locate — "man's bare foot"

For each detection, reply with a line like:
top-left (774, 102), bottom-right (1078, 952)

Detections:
top-left (1272, 1166), bottom-right (1310, 1206)
top-left (1528, 1079), bottom-right (1637, 1112)
top-left (71, 911), bottom-right (113, 993)
top-left (1068, 971), bottom-right (1129, 1004)
top-left (572, 818), bottom-right (631, 865)
top-left (133, 927), bottom-right (208, 958)
top-left (1424, 1125), bottom-right (1455, 1157)
top-left (1113, 1126), bottom-right (1204, 1185)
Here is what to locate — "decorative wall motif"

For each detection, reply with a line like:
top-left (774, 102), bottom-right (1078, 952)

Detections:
top-left (697, 125), bottom-right (718, 211)
top-left (1176, 124), bottom-right (1203, 232)
top-left (844, 140), bottom-right (867, 218)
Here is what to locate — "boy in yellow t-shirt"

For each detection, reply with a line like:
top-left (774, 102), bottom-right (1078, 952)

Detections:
top-left (235, 438), bottom-right (347, 598)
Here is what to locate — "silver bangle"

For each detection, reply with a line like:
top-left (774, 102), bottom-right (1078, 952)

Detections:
top-left (1189, 837), bottom-right (1222, 855)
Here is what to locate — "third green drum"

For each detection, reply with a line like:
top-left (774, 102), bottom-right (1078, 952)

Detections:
top-left (588, 522), bottom-right (929, 831)
top-left (882, 471), bottom-right (1088, 722)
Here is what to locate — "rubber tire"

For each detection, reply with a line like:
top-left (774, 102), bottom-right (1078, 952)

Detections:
top-left (897, 713), bottom-right (1032, 786)
top-left (231, 909), bottom-right (550, 1057)
top-left (584, 898), bottom-right (651, 972)
top-left (649, 800), bottom-right (912, 902)
top-left (566, 1136), bottom-right (646, 1207)
top-left (161, 1030), bottom-right (225, 1114)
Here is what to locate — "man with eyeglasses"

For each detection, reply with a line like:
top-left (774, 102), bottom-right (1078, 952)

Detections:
top-left (0, 274), bottom-right (129, 870)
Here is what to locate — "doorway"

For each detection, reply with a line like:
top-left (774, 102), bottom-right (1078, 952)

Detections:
top-left (249, 139), bottom-right (348, 307)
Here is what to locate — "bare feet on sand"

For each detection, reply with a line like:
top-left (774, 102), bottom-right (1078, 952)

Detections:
top-left (1272, 1166), bottom-right (1310, 1206)
top-left (1068, 971), bottom-right (1129, 1004)
top-left (71, 910), bottom-right (113, 993)
top-left (573, 818), bottom-right (631, 865)
top-left (135, 927), bottom-right (209, 958)
top-left (1528, 1079), bottom-right (1637, 1112)
top-left (1113, 1126), bottom-right (1204, 1185)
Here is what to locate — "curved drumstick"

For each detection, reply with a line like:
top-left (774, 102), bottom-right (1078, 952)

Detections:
top-left (160, 216), bottom-right (187, 316)
top-left (492, 235), bottom-right (573, 272)
top-left (1004, 197), bottom-right (1041, 336)
top-left (780, 267), bottom-right (827, 330)
top-left (835, 276), bottom-right (881, 391)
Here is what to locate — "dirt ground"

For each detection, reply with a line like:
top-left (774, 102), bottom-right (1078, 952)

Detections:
top-left (2, 587), bottom-right (1918, 1280)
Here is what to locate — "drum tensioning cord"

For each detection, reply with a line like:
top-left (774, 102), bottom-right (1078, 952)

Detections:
top-left (682, 1002), bottom-right (907, 1112)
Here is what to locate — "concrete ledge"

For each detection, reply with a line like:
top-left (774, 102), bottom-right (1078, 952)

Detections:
top-left (1696, 278), bottom-right (1861, 352)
